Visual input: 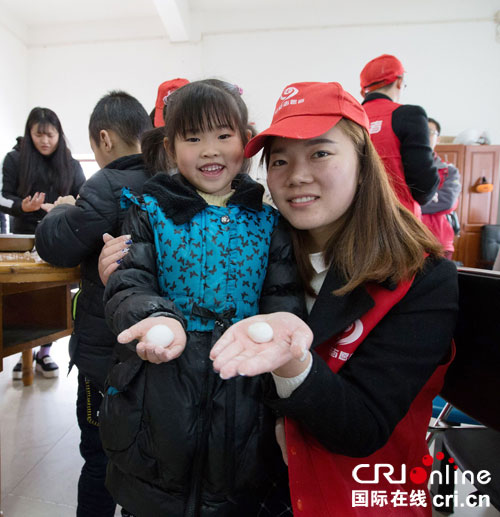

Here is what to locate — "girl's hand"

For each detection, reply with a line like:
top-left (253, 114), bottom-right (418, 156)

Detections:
top-left (22, 192), bottom-right (46, 212)
top-left (210, 312), bottom-right (313, 379)
top-left (118, 316), bottom-right (187, 363)
top-left (98, 233), bottom-right (132, 285)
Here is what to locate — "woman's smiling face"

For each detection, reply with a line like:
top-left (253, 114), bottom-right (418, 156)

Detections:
top-left (266, 123), bottom-right (359, 250)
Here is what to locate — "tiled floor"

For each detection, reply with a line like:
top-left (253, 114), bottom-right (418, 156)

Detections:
top-left (1, 339), bottom-right (499, 516)
top-left (0, 339), bottom-right (121, 517)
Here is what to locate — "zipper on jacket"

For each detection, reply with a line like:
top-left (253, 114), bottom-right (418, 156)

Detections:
top-left (183, 321), bottom-right (223, 517)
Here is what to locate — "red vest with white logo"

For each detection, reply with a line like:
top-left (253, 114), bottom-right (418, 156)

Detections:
top-left (422, 163), bottom-right (457, 253)
top-left (364, 98), bottom-right (421, 219)
top-left (285, 279), bottom-right (454, 516)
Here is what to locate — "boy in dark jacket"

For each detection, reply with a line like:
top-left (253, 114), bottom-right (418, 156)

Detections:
top-left (35, 91), bottom-right (152, 517)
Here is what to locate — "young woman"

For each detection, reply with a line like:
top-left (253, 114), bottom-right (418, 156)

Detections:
top-left (210, 81), bottom-right (458, 516)
top-left (2, 107), bottom-right (85, 378)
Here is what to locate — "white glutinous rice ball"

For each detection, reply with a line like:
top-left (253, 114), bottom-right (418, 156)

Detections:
top-left (247, 322), bottom-right (274, 343)
top-left (145, 324), bottom-right (174, 348)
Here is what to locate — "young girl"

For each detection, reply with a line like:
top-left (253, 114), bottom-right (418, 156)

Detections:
top-left (2, 107), bottom-right (85, 378)
top-left (210, 82), bottom-right (458, 516)
top-left (102, 79), bottom-right (303, 516)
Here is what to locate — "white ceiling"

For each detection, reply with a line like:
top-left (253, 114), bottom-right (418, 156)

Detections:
top-left (0, 0), bottom-right (157, 25)
top-left (0, 0), bottom-right (329, 25)
top-left (1, 0), bottom-right (499, 45)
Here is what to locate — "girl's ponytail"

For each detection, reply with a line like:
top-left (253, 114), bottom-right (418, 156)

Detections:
top-left (141, 127), bottom-right (170, 176)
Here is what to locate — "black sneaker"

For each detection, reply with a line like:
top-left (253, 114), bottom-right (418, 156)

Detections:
top-left (12, 352), bottom-right (35, 380)
top-left (35, 354), bottom-right (59, 378)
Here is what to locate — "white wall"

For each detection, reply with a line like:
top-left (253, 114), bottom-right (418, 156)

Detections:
top-left (0, 19), bottom-right (27, 158)
top-left (201, 19), bottom-right (500, 143)
top-left (28, 38), bottom-right (201, 155)
top-left (21, 16), bottom-right (500, 157)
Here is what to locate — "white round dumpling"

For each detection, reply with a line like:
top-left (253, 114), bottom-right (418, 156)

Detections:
top-left (145, 324), bottom-right (174, 348)
top-left (247, 322), bottom-right (274, 343)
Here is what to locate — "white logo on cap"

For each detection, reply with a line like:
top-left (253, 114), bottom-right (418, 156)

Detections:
top-left (280, 87), bottom-right (299, 101)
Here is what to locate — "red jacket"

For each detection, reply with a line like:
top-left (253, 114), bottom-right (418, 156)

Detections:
top-left (285, 279), bottom-right (454, 516)
top-left (363, 98), bottom-right (421, 218)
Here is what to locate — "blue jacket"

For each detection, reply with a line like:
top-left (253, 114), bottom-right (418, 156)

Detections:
top-left (102, 172), bottom-right (305, 516)
top-left (120, 182), bottom-right (276, 331)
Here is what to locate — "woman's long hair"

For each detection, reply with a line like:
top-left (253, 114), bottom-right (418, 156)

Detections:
top-left (18, 107), bottom-right (73, 197)
top-left (266, 118), bottom-right (443, 296)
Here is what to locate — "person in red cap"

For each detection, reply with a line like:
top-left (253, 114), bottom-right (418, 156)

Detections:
top-left (140, 78), bottom-right (191, 177)
top-left (152, 77), bottom-right (189, 128)
top-left (211, 81), bottom-right (458, 516)
top-left (360, 54), bottom-right (439, 219)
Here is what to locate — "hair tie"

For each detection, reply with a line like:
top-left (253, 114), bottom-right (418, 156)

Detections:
top-left (163, 89), bottom-right (177, 105)
top-left (235, 85), bottom-right (243, 95)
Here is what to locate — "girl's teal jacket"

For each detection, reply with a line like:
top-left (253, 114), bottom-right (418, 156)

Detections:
top-left (102, 172), bottom-right (304, 517)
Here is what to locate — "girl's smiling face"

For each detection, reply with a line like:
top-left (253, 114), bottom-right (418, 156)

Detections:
top-left (172, 125), bottom-right (246, 196)
top-left (266, 123), bottom-right (359, 250)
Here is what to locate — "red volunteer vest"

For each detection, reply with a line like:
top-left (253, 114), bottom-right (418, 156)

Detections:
top-left (364, 99), bottom-right (421, 219)
top-left (422, 163), bottom-right (457, 253)
top-left (285, 279), bottom-right (454, 516)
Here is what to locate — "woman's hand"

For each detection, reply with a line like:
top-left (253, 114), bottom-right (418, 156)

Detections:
top-left (40, 203), bottom-right (54, 212)
top-left (210, 312), bottom-right (313, 379)
top-left (98, 233), bottom-right (132, 285)
top-left (41, 195), bottom-right (77, 213)
top-left (118, 316), bottom-right (187, 363)
top-left (55, 195), bottom-right (77, 206)
top-left (22, 192), bottom-right (45, 212)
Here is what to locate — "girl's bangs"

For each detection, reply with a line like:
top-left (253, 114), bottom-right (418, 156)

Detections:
top-left (176, 93), bottom-right (238, 137)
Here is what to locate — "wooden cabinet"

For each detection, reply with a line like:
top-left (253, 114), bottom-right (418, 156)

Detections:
top-left (436, 145), bottom-right (500, 267)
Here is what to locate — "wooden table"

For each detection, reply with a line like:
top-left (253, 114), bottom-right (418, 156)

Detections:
top-left (0, 251), bottom-right (80, 386)
top-left (0, 251), bottom-right (79, 515)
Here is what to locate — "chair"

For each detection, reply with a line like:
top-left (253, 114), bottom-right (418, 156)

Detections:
top-left (428, 395), bottom-right (479, 438)
top-left (479, 224), bottom-right (500, 269)
top-left (428, 267), bottom-right (500, 512)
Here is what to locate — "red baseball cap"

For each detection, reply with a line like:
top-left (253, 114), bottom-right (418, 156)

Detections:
top-left (360, 54), bottom-right (404, 92)
top-left (154, 78), bottom-right (189, 127)
top-left (245, 82), bottom-right (369, 157)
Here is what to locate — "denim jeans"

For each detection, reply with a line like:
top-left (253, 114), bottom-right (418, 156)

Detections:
top-left (76, 372), bottom-right (116, 517)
